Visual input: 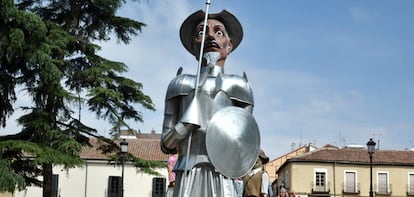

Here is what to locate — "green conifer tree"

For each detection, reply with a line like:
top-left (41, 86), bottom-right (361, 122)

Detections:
top-left (0, 0), bottom-right (160, 196)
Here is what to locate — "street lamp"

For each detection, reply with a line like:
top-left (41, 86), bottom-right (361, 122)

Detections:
top-left (367, 138), bottom-right (376, 197)
top-left (120, 139), bottom-right (128, 197)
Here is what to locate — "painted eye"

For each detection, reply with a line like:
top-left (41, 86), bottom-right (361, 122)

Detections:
top-left (215, 30), bottom-right (224, 37)
top-left (198, 31), bottom-right (204, 37)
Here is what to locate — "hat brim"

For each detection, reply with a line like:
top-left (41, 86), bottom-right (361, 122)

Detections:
top-left (180, 10), bottom-right (243, 56)
top-left (259, 149), bottom-right (269, 164)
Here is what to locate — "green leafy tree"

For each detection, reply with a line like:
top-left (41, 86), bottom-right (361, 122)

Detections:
top-left (0, 0), bottom-right (157, 196)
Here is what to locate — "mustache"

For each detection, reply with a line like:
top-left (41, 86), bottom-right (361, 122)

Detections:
top-left (204, 40), bottom-right (223, 49)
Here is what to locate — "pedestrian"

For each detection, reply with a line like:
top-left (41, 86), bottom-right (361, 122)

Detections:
top-left (279, 188), bottom-right (289, 197)
top-left (166, 153), bottom-right (177, 197)
top-left (243, 149), bottom-right (271, 197)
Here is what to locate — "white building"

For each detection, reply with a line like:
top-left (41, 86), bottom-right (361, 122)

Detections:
top-left (11, 131), bottom-right (170, 197)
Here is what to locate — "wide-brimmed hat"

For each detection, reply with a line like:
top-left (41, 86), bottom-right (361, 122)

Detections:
top-left (259, 149), bottom-right (269, 164)
top-left (179, 9), bottom-right (243, 56)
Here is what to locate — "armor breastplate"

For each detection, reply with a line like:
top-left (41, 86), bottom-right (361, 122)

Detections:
top-left (166, 71), bottom-right (254, 107)
top-left (164, 66), bottom-right (254, 171)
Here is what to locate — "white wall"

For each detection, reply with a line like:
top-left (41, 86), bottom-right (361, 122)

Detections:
top-left (14, 160), bottom-right (168, 197)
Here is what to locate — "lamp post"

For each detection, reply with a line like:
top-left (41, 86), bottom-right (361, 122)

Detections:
top-left (120, 139), bottom-right (128, 197)
top-left (367, 138), bottom-right (376, 197)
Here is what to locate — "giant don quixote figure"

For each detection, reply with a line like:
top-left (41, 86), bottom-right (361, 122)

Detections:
top-left (160, 1), bottom-right (261, 196)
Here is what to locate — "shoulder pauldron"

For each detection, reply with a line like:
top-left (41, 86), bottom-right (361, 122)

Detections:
top-left (165, 74), bottom-right (196, 100)
top-left (217, 73), bottom-right (254, 106)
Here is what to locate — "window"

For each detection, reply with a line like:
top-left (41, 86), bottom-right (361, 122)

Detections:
top-left (344, 171), bottom-right (357, 193)
top-left (316, 172), bottom-right (326, 188)
top-left (313, 169), bottom-right (328, 192)
top-left (52, 174), bottom-right (59, 197)
top-left (377, 172), bottom-right (389, 193)
top-left (408, 173), bottom-right (414, 194)
top-left (108, 176), bottom-right (122, 197)
top-left (152, 177), bottom-right (166, 197)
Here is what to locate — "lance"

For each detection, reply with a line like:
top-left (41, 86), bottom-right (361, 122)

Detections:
top-left (181, 0), bottom-right (214, 195)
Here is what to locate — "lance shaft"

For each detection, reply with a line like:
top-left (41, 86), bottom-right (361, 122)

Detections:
top-left (182, 1), bottom-right (212, 195)
top-left (194, 0), bottom-right (211, 94)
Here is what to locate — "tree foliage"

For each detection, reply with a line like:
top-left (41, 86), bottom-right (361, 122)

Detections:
top-left (0, 0), bottom-right (155, 195)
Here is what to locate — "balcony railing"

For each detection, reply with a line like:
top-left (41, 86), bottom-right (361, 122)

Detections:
top-left (375, 184), bottom-right (392, 196)
top-left (311, 181), bottom-right (330, 193)
top-left (342, 182), bottom-right (360, 194)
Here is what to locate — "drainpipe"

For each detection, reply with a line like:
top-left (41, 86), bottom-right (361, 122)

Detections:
top-left (84, 162), bottom-right (88, 197)
top-left (333, 162), bottom-right (336, 197)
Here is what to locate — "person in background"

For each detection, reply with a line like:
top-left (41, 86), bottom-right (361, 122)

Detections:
top-left (278, 188), bottom-right (289, 197)
top-left (243, 149), bottom-right (271, 197)
top-left (268, 184), bottom-right (274, 197)
top-left (271, 180), bottom-right (278, 197)
top-left (166, 153), bottom-right (177, 197)
top-left (289, 191), bottom-right (296, 197)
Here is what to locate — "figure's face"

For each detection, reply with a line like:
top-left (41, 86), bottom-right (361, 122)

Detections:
top-left (192, 19), bottom-right (233, 66)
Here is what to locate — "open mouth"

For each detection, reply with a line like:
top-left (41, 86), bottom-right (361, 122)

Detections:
top-left (204, 41), bottom-right (220, 50)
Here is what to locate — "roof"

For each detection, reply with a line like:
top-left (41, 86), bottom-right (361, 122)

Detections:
top-left (322, 144), bottom-right (339, 149)
top-left (277, 147), bottom-right (414, 172)
top-left (269, 143), bottom-right (318, 163)
top-left (80, 135), bottom-right (169, 161)
top-left (119, 129), bottom-right (161, 139)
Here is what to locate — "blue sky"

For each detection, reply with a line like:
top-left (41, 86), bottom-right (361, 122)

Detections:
top-left (2, 0), bottom-right (414, 159)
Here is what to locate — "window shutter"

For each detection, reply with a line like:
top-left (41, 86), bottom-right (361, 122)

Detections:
top-left (152, 177), bottom-right (166, 197)
top-left (108, 176), bottom-right (122, 197)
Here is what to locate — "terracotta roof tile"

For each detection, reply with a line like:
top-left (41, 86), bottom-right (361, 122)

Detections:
top-left (80, 138), bottom-right (109, 160)
top-left (136, 133), bottom-right (161, 139)
top-left (291, 148), bottom-right (414, 165)
top-left (80, 137), bottom-right (169, 161)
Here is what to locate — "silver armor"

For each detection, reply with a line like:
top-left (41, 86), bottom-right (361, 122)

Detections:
top-left (161, 64), bottom-right (259, 196)
top-left (206, 106), bottom-right (260, 178)
top-left (161, 65), bottom-right (255, 171)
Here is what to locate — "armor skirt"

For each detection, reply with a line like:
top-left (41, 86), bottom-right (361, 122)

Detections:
top-left (173, 164), bottom-right (243, 197)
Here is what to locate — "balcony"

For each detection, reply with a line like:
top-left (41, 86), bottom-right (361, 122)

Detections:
top-left (342, 183), bottom-right (360, 194)
top-left (375, 184), bottom-right (392, 196)
top-left (311, 181), bottom-right (330, 194)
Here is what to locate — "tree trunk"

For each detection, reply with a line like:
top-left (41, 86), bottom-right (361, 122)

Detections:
top-left (42, 163), bottom-right (53, 197)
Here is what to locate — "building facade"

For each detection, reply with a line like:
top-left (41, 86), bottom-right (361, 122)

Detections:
top-left (265, 144), bottom-right (317, 185)
top-left (4, 131), bottom-right (170, 197)
top-left (276, 146), bottom-right (414, 197)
